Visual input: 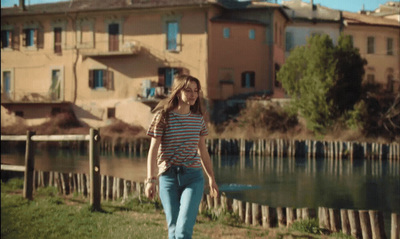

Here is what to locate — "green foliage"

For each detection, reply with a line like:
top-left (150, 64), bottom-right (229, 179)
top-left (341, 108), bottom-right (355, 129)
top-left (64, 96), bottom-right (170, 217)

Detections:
top-left (1, 178), bottom-right (24, 192)
top-left (345, 100), bottom-right (368, 130)
top-left (277, 34), bottom-right (366, 134)
top-left (290, 218), bottom-right (322, 234)
top-left (201, 209), bottom-right (242, 227)
top-left (330, 232), bottom-right (356, 239)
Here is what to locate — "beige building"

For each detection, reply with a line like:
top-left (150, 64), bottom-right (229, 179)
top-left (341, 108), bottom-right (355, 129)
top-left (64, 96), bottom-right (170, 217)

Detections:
top-left (1, 0), bottom-right (290, 127)
top-left (342, 11), bottom-right (400, 93)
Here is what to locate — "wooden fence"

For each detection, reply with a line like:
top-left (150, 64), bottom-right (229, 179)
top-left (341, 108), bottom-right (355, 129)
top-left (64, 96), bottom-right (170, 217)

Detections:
top-left (1, 129), bottom-right (101, 210)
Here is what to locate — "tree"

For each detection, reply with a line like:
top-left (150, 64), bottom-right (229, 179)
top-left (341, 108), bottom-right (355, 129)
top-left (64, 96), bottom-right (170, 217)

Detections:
top-left (277, 34), bottom-right (366, 133)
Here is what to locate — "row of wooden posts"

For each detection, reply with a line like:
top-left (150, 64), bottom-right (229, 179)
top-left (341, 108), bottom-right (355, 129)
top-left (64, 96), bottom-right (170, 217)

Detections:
top-left (66, 137), bottom-right (400, 161)
top-left (206, 138), bottom-right (400, 161)
top-left (26, 169), bottom-right (400, 239)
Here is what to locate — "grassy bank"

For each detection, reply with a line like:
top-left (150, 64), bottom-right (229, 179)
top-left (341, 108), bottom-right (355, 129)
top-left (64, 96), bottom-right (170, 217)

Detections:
top-left (1, 179), bottom-right (354, 239)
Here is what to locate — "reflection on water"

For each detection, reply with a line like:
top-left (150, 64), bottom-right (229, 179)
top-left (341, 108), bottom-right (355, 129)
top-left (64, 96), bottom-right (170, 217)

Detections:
top-left (1, 148), bottom-right (399, 215)
top-left (213, 154), bottom-right (400, 215)
top-left (1, 148), bottom-right (148, 182)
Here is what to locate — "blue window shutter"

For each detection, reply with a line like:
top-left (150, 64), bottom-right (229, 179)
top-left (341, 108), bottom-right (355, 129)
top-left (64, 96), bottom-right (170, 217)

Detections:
top-left (29, 29), bottom-right (35, 46)
top-left (249, 29), bottom-right (255, 40)
top-left (223, 28), bottom-right (230, 38)
top-left (167, 22), bottom-right (178, 50)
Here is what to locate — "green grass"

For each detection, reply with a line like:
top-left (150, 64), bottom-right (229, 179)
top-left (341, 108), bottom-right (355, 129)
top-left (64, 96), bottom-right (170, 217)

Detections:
top-left (2, 179), bottom-right (354, 239)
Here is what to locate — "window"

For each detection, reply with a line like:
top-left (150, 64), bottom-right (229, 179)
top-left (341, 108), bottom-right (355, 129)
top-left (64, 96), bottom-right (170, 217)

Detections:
top-left (387, 74), bottom-right (394, 92)
top-left (1, 30), bottom-right (11, 48)
top-left (54, 27), bottom-right (62, 53)
top-left (2, 71), bottom-right (11, 99)
top-left (24, 28), bottom-right (35, 46)
top-left (285, 31), bottom-right (294, 51)
top-left (274, 64), bottom-right (281, 88)
top-left (77, 19), bottom-right (95, 49)
top-left (1, 27), bottom-right (19, 50)
top-left (89, 69), bottom-right (114, 90)
top-left (107, 108), bottom-right (116, 119)
top-left (158, 67), bottom-right (188, 93)
top-left (22, 27), bottom-right (43, 49)
top-left (249, 29), bottom-right (255, 40)
top-left (387, 38), bottom-right (393, 55)
top-left (218, 68), bottom-right (234, 84)
top-left (241, 71), bottom-right (255, 88)
top-left (367, 37), bottom-right (374, 54)
top-left (223, 27), bottom-right (230, 39)
top-left (366, 74), bottom-right (375, 84)
top-left (348, 35), bottom-right (354, 47)
top-left (109, 23), bottom-right (119, 51)
top-left (167, 21), bottom-right (178, 50)
top-left (49, 70), bottom-right (61, 100)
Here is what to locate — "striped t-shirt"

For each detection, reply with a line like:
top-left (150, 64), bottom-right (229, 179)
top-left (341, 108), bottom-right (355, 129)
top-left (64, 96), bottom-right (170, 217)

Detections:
top-left (147, 110), bottom-right (208, 175)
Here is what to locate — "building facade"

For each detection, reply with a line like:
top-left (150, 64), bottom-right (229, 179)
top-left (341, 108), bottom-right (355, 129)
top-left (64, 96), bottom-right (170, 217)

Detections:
top-left (1, 0), bottom-right (290, 127)
top-left (342, 11), bottom-right (400, 93)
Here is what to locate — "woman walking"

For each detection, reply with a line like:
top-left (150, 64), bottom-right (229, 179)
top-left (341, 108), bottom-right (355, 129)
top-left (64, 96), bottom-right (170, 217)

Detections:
top-left (145, 74), bottom-right (219, 239)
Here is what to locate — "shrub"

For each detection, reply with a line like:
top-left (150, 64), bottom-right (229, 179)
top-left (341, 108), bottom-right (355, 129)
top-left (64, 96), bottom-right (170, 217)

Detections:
top-left (290, 219), bottom-right (322, 234)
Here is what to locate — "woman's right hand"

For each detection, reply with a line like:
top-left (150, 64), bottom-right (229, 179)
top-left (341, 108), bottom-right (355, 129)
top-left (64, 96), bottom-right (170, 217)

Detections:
top-left (145, 182), bottom-right (156, 200)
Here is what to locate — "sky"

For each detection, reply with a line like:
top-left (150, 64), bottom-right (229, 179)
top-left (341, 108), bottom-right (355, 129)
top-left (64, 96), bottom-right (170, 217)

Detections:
top-left (0, 0), bottom-right (395, 12)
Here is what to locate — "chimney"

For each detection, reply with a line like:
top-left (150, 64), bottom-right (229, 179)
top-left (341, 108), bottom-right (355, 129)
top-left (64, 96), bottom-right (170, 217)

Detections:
top-left (310, 0), bottom-right (316, 11)
top-left (19, 0), bottom-right (26, 11)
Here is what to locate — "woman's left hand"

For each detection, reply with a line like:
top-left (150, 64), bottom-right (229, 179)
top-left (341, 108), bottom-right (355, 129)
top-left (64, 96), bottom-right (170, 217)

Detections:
top-left (209, 179), bottom-right (219, 198)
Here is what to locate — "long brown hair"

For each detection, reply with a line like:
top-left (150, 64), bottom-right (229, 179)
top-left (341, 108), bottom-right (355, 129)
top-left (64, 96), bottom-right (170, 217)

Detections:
top-left (153, 74), bottom-right (203, 123)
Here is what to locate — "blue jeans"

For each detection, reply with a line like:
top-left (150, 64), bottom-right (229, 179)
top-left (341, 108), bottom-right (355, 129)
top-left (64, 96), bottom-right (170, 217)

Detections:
top-left (159, 165), bottom-right (204, 239)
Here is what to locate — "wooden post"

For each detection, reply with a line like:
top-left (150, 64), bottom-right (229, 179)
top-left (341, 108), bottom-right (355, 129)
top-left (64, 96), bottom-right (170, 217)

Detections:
top-left (318, 207), bottom-right (330, 231)
top-left (348, 209), bottom-right (362, 239)
top-left (329, 208), bottom-right (341, 232)
top-left (261, 205), bottom-right (273, 228)
top-left (359, 210), bottom-right (372, 239)
top-left (89, 128), bottom-right (101, 211)
top-left (296, 208), bottom-right (302, 221)
top-left (252, 203), bottom-right (261, 226)
top-left (391, 213), bottom-right (399, 239)
top-left (341, 209), bottom-right (351, 236)
top-left (286, 207), bottom-right (296, 227)
top-left (23, 131), bottom-right (35, 200)
top-left (277, 207), bottom-right (286, 228)
top-left (369, 210), bottom-right (386, 239)
top-left (245, 202), bottom-right (252, 225)
top-left (238, 200), bottom-right (245, 223)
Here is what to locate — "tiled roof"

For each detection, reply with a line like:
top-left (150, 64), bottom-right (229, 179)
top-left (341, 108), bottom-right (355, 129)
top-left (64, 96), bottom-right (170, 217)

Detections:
top-left (1, 0), bottom-right (210, 16)
top-left (343, 11), bottom-right (400, 28)
top-left (282, 0), bottom-right (341, 22)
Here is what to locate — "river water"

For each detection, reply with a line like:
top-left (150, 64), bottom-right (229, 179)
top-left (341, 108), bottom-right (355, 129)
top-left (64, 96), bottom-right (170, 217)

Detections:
top-left (1, 147), bottom-right (399, 233)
